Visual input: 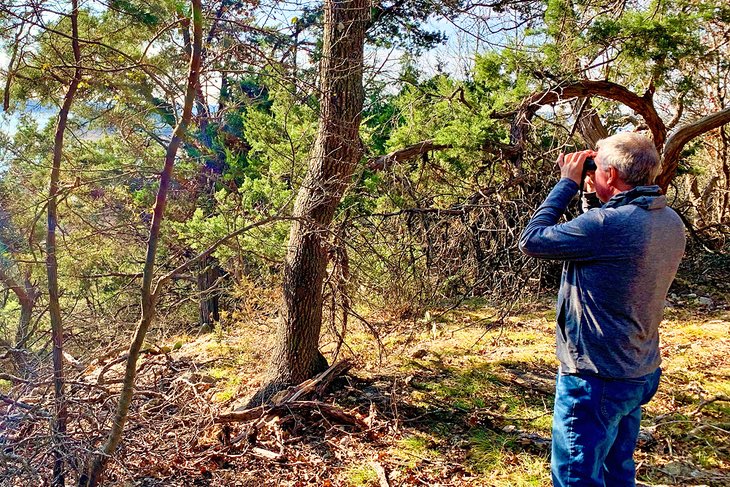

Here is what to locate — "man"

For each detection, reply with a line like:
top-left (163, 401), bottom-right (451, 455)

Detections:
top-left (518, 132), bottom-right (685, 486)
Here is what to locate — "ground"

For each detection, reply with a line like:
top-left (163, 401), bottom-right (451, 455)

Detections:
top-left (92, 297), bottom-right (729, 487)
top-left (3, 298), bottom-right (728, 486)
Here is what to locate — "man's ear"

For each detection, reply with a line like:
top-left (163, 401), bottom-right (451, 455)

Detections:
top-left (607, 166), bottom-right (620, 187)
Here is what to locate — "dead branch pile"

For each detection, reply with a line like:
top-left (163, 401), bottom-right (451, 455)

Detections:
top-left (1, 346), bottom-right (222, 485)
top-left (213, 360), bottom-right (372, 463)
top-left (0, 357), bottom-right (382, 486)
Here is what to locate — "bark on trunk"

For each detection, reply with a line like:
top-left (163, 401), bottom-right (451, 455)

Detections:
top-left (13, 292), bottom-right (36, 377)
top-left (198, 256), bottom-right (221, 330)
top-left (249, 0), bottom-right (369, 406)
top-left (47, 2), bottom-right (82, 484)
top-left (572, 98), bottom-right (609, 147)
top-left (721, 126), bottom-right (729, 219)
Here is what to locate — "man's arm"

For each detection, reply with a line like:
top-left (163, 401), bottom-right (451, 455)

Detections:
top-left (518, 178), bottom-right (606, 261)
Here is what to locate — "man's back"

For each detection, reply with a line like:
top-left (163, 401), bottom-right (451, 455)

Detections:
top-left (519, 181), bottom-right (686, 378)
top-left (521, 136), bottom-right (686, 486)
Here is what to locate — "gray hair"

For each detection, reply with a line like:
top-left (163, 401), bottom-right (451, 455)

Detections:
top-left (596, 133), bottom-right (661, 186)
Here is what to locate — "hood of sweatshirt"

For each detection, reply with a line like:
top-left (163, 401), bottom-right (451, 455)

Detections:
top-left (603, 185), bottom-right (666, 210)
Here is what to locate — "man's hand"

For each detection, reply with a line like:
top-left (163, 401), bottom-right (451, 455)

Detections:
top-left (557, 150), bottom-right (597, 185)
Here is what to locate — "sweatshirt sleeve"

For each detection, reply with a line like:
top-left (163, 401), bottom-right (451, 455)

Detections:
top-left (519, 178), bottom-right (606, 261)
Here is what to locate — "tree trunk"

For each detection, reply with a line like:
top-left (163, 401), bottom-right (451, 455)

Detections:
top-left (198, 256), bottom-right (221, 330)
top-left (0, 267), bottom-right (37, 377)
top-left (79, 2), bottom-right (202, 485)
top-left (47, 2), bottom-right (82, 484)
top-left (721, 125), bottom-right (729, 219)
top-left (249, 0), bottom-right (368, 406)
top-left (572, 98), bottom-right (609, 147)
top-left (13, 290), bottom-right (36, 378)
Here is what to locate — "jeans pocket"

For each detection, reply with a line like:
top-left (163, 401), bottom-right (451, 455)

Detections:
top-left (641, 368), bottom-right (662, 405)
top-left (600, 378), bottom-right (646, 425)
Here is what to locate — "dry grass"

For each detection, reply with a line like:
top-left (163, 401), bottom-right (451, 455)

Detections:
top-left (3, 299), bottom-right (726, 486)
top-left (164, 299), bottom-right (729, 486)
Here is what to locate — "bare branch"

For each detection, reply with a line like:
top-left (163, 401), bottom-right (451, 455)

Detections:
top-left (152, 215), bottom-right (292, 299)
top-left (368, 140), bottom-right (452, 171)
top-left (658, 105), bottom-right (730, 191)
top-left (513, 80), bottom-right (667, 150)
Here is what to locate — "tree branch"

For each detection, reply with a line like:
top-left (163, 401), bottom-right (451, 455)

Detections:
top-left (367, 140), bottom-right (451, 171)
top-left (152, 215), bottom-right (291, 299)
top-left (657, 105), bottom-right (730, 191)
top-left (513, 80), bottom-right (667, 150)
top-left (0, 265), bottom-right (32, 309)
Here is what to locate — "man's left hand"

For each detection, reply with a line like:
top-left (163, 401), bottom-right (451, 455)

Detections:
top-left (557, 150), bottom-right (597, 185)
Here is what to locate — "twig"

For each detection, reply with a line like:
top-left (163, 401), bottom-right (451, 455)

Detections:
top-left (693, 394), bottom-right (730, 415)
top-left (0, 372), bottom-right (32, 384)
top-left (0, 392), bottom-right (50, 416)
top-left (370, 460), bottom-right (390, 487)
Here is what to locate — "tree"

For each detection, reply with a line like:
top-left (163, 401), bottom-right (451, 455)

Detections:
top-left (46, 0), bottom-right (82, 483)
top-left (249, 0), bottom-right (370, 404)
top-left (80, 1), bottom-right (203, 484)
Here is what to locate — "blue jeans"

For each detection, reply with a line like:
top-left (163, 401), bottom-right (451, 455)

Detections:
top-left (551, 368), bottom-right (661, 487)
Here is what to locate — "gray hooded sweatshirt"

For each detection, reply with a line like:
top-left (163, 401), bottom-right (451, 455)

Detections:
top-left (519, 178), bottom-right (685, 378)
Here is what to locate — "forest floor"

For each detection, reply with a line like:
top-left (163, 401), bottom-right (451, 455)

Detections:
top-left (85, 295), bottom-right (730, 487)
top-left (4, 297), bottom-right (728, 486)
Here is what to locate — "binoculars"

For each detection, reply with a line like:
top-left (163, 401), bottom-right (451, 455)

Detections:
top-left (581, 156), bottom-right (597, 184)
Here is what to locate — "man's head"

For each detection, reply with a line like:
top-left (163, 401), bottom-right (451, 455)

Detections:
top-left (592, 133), bottom-right (662, 202)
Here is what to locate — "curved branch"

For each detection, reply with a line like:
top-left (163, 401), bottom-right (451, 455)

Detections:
top-left (513, 80), bottom-right (667, 150)
top-left (0, 265), bottom-right (33, 309)
top-left (657, 105), bottom-right (730, 191)
top-left (367, 140), bottom-right (451, 171)
top-left (367, 139), bottom-right (517, 172)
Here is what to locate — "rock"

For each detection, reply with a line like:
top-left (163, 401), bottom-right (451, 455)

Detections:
top-left (662, 461), bottom-right (685, 476)
top-left (686, 293), bottom-right (697, 299)
top-left (637, 427), bottom-right (656, 448)
top-left (698, 296), bottom-right (713, 306)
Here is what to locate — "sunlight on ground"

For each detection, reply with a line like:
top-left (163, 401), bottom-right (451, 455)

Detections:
top-left (164, 300), bottom-right (729, 486)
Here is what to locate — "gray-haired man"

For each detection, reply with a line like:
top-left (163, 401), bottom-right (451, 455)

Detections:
top-left (519, 133), bottom-right (685, 486)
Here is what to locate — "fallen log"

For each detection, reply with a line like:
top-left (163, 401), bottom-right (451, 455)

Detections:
top-left (216, 400), bottom-right (368, 430)
top-left (274, 359), bottom-right (353, 404)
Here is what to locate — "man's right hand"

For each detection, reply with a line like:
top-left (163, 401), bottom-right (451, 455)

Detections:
top-left (557, 150), bottom-right (596, 185)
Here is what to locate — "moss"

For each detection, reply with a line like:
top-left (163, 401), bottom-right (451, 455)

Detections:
top-left (391, 434), bottom-right (442, 468)
top-left (466, 429), bottom-right (549, 485)
top-left (343, 463), bottom-right (378, 486)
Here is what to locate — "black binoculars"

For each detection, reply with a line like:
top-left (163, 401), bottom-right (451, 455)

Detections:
top-left (581, 157), bottom-right (597, 183)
